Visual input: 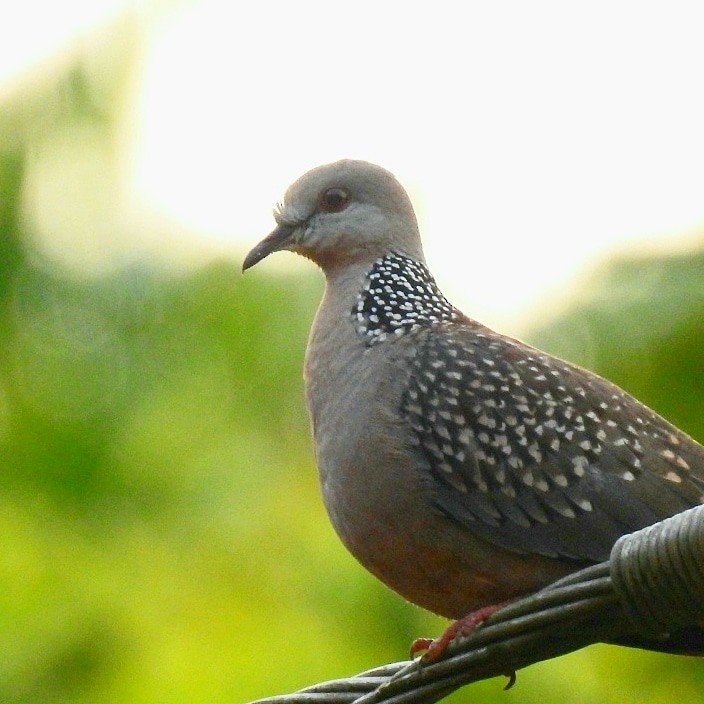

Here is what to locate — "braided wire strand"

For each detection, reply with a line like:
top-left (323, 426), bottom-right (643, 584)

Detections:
top-left (249, 506), bottom-right (704, 704)
top-left (610, 505), bottom-right (704, 634)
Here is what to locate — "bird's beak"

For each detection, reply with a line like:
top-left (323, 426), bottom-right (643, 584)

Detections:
top-left (242, 223), bottom-right (296, 272)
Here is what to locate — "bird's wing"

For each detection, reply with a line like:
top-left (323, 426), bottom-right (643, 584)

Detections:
top-left (401, 322), bottom-right (704, 562)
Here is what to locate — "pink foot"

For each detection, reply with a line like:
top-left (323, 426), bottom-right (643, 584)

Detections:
top-left (410, 602), bottom-right (509, 662)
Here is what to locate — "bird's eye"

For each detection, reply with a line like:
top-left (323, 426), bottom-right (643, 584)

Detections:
top-left (319, 188), bottom-right (350, 213)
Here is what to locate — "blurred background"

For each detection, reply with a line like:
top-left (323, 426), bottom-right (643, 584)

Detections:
top-left (2, 2), bottom-right (704, 703)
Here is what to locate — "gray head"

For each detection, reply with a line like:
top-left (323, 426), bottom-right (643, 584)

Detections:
top-left (242, 160), bottom-right (424, 274)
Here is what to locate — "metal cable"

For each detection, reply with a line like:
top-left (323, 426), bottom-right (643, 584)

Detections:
top-left (248, 505), bottom-right (704, 704)
top-left (610, 505), bottom-right (704, 635)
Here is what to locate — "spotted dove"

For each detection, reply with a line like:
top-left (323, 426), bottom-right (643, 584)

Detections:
top-left (243, 159), bottom-right (704, 655)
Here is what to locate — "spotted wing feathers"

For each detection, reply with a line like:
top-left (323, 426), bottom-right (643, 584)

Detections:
top-left (401, 322), bottom-right (704, 562)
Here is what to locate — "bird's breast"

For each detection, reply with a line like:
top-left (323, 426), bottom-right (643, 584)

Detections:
top-left (304, 318), bottom-right (573, 618)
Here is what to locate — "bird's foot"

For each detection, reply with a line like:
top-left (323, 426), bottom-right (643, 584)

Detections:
top-left (410, 602), bottom-right (508, 662)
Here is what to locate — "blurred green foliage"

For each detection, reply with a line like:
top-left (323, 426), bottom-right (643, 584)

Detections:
top-left (1, 35), bottom-right (703, 704)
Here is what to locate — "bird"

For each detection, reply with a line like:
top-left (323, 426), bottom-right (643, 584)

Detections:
top-left (243, 159), bottom-right (704, 659)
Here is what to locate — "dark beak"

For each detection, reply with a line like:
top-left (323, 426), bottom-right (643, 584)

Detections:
top-left (242, 224), bottom-right (296, 272)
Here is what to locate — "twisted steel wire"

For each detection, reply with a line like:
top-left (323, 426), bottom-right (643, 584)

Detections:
top-left (249, 506), bottom-right (704, 704)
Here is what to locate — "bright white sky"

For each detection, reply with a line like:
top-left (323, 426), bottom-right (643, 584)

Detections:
top-left (3, 1), bottom-right (704, 330)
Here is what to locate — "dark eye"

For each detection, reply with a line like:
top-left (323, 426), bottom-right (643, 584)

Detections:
top-left (319, 188), bottom-right (350, 213)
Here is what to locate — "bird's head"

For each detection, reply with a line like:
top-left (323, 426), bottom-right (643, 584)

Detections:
top-left (242, 160), bottom-right (424, 274)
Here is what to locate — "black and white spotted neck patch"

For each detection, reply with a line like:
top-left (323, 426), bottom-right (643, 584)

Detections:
top-left (352, 252), bottom-right (458, 344)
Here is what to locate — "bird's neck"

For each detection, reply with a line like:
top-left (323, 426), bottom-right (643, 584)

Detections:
top-left (306, 251), bottom-right (458, 394)
top-left (305, 251), bottom-right (457, 459)
top-left (351, 251), bottom-right (458, 345)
